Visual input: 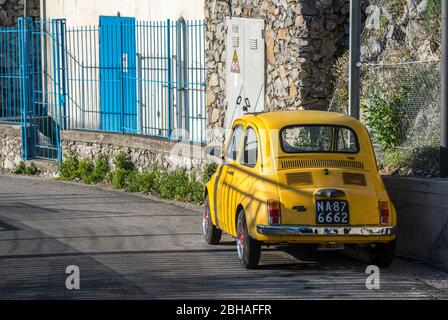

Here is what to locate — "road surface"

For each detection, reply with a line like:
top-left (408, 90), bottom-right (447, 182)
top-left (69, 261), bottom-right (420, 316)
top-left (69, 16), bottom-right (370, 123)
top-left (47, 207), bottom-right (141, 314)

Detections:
top-left (0, 175), bottom-right (447, 299)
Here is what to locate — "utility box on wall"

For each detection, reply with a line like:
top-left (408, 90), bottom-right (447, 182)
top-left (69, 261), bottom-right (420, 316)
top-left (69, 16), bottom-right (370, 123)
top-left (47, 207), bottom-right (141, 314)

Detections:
top-left (225, 17), bottom-right (265, 129)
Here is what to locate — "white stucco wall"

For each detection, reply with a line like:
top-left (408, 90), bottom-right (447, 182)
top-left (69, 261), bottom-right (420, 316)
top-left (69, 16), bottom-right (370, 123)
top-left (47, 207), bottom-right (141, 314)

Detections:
top-left (41, 0), bottom-right (205, 25)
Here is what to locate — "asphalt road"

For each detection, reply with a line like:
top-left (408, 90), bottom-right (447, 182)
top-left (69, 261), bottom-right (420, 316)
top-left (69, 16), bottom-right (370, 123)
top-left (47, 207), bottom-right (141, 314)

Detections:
top-left (0, 174), bottom-right (447, 299)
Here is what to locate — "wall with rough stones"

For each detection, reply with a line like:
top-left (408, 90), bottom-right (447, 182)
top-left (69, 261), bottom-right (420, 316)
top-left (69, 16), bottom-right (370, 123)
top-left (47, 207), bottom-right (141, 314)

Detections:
top-left (0, 123), bottom-right (22, 170)
top-left (61, 130), bottom-right (208, 174)
top-left (205, 0), bottom-right (350, 132)
top-left (0, 0), bottom-right (40, 26)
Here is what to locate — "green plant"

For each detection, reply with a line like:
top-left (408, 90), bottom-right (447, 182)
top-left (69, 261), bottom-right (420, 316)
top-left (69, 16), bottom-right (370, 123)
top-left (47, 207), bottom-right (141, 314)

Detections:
top-left (109, 168), bottom-right (128, 189)
top-left (54, 151), bottom-right (212, 204)
top-left (184, 178), bottom-right (204, 204)
top-left (113, 152), bottom-right (134, 172)
top-left (157, 169), bottom-right (190, 200)
top-left (329, 51), bottom-right (349, 113)
top-left (91, 155), bottom-right (110, 183)
top-left (58, 152), bottom-right (80, 181)
top-left (26, 162), bottom-right (40, 175)
top-left (389, 0), bottom-right (407, 18)
top-left (423, 0), bottom-right (441, 38)
top-left (137, 167), bottom-right (161, 193)
top-left (405, 145), bottom-right (440, 177)
top-left (11, 161), bottom-right (27, 175)
top-left (154, 168), bottom-right (204, 204)
top-left (363, 89), bottom-right (409, 151)
top-left (201, 162), bottom-right (218, 184)
top-left (379, 145), bottom-right (440, 177)
top-left (381, 148), bottom-right (409, 169)
top-left (78, 158), bottom-right (95, 184)
top-left (378, 15), bottom-right (389, 37)
top-left (12, 161), bottom-right (40, 176)
top-left (125, 170), bottom-right (141, 192)
top-left (108, 152), bottom-right (135, 189)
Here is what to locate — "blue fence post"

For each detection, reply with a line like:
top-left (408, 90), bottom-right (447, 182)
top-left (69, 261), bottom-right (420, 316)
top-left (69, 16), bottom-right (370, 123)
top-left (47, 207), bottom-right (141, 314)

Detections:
top-left (18, 17), bottom-right (33, 160)
top-left (59, 19), bottom-right (68, 132)
top-left (120, 21), bottom-right (125, 134)
top-left (166, 19), bottom-right (172, 140)
top-left (55, 19), bottom-right (67, 161)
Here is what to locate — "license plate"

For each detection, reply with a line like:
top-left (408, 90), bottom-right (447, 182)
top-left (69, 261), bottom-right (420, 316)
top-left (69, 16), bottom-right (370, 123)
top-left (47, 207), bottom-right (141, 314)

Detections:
top-left (318, 243), bottom-right (345, 251)
top-left (316, 200), bottom-right (349, 225)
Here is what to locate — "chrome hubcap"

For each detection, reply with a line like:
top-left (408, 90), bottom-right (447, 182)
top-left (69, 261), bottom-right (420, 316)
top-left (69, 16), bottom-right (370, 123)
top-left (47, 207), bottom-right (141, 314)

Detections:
top-left (236, 222), bottom-right (245, 259)
top-left (202, 206), bottom-right (209, 236)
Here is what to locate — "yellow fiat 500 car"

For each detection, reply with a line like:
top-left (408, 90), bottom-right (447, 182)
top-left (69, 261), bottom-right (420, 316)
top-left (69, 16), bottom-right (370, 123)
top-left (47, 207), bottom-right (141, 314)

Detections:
top-left (203, 110), bottom-right (397, 269)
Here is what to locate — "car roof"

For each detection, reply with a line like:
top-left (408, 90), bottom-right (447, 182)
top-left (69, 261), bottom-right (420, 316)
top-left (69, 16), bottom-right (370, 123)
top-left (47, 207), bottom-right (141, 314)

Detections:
top-left (239, 110), bottom-right (363, 130)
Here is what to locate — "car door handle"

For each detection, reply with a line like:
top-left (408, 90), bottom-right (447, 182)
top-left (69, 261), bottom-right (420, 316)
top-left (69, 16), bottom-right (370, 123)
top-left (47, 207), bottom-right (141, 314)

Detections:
top-left (227, 171), bottom-right (234, 175)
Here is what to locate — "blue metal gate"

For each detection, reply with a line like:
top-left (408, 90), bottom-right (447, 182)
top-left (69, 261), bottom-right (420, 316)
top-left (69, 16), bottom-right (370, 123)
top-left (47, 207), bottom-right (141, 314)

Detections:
top-left (99, 16), bottom-right (137, 133)
top-left (0, 18), bottom-right (66, 160)
top-left (21, 18), bottom-right (66, 160)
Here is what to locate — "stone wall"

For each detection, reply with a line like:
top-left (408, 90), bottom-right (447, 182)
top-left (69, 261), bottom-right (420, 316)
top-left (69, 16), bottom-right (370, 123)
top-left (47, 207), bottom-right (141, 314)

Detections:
top-left (0, 0), bottom-right (40, 26)
top-left (205, 0), bottom-right (350, 130)
top-left (384, 176), bottom-right (448, 272)
top-left (0, 123), bottom-right (22, 170)
top-left (61, 130), bottom-right (207, 174)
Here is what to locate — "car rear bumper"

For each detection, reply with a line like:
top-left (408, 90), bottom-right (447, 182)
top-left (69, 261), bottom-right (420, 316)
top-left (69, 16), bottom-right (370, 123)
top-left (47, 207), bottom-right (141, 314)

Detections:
top-left (256, 225), bottom-right (396, 237)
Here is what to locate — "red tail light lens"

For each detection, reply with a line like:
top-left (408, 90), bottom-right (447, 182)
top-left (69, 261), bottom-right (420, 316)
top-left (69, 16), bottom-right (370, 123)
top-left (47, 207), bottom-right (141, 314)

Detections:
top-left (379, 201), bottom-right (389, 225)
top-left (267, 200), bottom-right (281, 225)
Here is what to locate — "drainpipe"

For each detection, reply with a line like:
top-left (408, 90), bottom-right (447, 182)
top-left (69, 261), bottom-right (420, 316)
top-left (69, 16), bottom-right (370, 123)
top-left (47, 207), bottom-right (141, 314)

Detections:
top-left (441, 0), bottom-right (448, 178)
top-left (349, 0), bottom-right (361, 120)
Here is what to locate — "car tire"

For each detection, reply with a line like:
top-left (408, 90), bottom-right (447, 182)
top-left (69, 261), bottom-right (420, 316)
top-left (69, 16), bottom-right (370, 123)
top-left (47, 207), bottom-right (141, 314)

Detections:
top-left (236, 209), bottom-right (261, 269)
top-left (369, 240), bottom-right (396, 268)
top-left (202, 194), bottom-right (222, 245)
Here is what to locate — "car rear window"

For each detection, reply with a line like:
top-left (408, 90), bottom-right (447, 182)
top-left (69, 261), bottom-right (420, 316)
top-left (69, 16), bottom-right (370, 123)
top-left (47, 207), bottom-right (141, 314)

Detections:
top-left (280, 125), bottom-right (359, 154)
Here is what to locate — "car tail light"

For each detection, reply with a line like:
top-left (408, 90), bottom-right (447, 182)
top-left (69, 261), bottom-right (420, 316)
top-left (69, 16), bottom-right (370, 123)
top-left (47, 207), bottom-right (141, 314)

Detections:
top-left (267, 200), bottom-right (281, 225)
top-left (379, 201), bottom-right (389, 225)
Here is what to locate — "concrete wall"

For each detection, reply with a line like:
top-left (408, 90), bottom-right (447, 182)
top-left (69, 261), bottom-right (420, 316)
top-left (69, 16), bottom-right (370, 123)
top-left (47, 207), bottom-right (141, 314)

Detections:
top-left (42, 0), bottom-right (205, 25)
top-left (0, 123), bottom-right (22, 170)
top-left (61, 130), bottom-right (207, 173)
top-left (384, 176), bottom-right (448, 271)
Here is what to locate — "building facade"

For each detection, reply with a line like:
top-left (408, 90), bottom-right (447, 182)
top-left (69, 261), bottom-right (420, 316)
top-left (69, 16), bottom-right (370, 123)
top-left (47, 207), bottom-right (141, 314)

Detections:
top-left (41, 0), bottom-right (205, 24)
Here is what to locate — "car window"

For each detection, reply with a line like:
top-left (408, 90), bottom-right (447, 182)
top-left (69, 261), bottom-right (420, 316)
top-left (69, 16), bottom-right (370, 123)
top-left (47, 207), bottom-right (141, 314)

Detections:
top-left (240, 127), bottom-right (258, 167)
top-left (281, 125), bottom-right (359, 154)
top-left (226, 125), bottom-right (244, 161)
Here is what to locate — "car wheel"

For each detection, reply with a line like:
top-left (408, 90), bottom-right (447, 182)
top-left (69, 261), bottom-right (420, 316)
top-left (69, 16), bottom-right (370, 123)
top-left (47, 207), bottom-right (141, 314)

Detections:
top-left (203, 194), bottom-right (222, 245)
top-left (369, 240), bottom-right (396, 268)
top-left (236, 209), bottom-right (261, 269)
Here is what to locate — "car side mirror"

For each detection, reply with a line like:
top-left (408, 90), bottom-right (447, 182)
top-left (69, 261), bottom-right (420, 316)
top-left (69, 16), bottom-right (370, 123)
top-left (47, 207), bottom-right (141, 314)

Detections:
top-left (205, 146), bottom-right (223, 161)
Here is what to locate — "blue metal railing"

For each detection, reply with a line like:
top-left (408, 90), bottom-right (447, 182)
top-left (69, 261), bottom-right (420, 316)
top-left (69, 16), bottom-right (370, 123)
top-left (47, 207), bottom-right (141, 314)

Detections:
top-left (0, 26), bottom-right (21, 124)
top-left (0, 18), bottom-right (207, 162)
top-left (0, 19), bottom-right (65, 160)
top-left (65, 19), bottom-right (207, 144)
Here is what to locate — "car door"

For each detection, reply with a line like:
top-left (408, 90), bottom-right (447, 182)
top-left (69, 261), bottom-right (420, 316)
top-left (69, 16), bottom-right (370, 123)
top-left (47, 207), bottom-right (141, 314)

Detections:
top-left (227, 125), bottom-right (261, 236)
top-left (216, 123), bottom-right (245, 231)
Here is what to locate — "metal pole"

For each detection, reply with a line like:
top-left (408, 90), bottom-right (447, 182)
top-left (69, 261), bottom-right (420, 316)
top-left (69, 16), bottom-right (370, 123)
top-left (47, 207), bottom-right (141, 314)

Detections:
top-left (24, 0), bottom-right (27, 18)
top-left (441, 0), bottom-right (448, 178)
top-left (136, 53), bottom-right (143, 133)
top-left (349, 0), bottom-right (361, 120)
top-left (167, 19), bottom-right (173, 139)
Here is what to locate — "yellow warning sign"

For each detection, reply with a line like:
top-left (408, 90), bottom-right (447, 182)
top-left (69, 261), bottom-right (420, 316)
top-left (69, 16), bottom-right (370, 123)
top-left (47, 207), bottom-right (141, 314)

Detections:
top-left (231, 50), bottom-right (240, 74)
